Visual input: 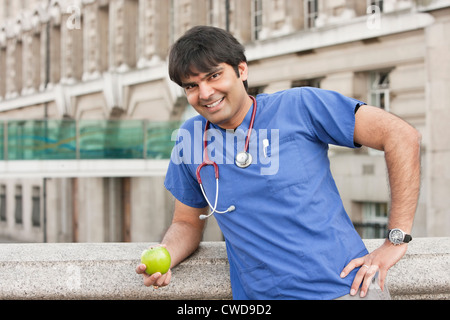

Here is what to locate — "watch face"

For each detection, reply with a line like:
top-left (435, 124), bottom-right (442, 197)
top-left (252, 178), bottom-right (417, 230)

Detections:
top-left (390, 229), bottom-right (404, 244)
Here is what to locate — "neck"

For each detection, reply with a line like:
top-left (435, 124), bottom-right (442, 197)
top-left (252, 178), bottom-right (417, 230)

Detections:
top-left (218, 95), bottom-right (253, 130)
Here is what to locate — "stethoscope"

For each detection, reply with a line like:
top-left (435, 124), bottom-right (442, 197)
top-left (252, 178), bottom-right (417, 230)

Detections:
top-left (196, 96), bottom-right (257, 220)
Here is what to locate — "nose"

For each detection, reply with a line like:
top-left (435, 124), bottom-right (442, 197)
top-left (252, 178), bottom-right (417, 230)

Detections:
top-left (198, 82), bottom-right (214, 101)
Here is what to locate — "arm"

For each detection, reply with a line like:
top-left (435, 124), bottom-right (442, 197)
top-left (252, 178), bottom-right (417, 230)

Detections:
top-left (340, 105), bottom-right (421, 297)
top-left (162, 199), bottom-right (208, 266)
top-left (136, 199), bottom-right (208, 288)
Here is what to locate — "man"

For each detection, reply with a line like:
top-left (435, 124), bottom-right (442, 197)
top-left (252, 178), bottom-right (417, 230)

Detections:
top-left (136, 26), bottom-right (421, 300)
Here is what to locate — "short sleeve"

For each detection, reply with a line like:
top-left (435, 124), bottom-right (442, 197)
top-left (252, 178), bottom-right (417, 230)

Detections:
top-left (299, 87), bottom-right (365, 148)
top-left (164, 121), bottom-right (208, 209)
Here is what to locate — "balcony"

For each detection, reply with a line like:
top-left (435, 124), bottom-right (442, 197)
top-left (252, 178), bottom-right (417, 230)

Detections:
top-left (1, 119), bottom-right (181, 161)
top-left (0, 238), bottom-right (449, 300)
top-left (0, 119), bottom-right (181, 177)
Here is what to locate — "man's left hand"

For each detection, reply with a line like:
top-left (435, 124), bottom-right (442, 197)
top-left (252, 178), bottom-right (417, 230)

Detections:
top-left (340, 240), bottom-right (407, 297)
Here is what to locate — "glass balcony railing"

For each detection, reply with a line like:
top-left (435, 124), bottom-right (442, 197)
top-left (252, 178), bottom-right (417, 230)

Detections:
top-left (0, 120), bottom-right (182, 161)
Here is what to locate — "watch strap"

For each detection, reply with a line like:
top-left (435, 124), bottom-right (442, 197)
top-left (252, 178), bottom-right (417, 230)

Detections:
top-left (403, 234), bottom-right (412, 243)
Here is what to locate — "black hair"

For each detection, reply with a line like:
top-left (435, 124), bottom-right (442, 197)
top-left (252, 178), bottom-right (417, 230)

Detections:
top-left (168, 26), bottom-right (248, 91)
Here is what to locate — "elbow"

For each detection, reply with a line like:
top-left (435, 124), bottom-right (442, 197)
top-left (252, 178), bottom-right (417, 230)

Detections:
top-left (385, 124), bottom-right (421, 155)
top-left (405, 127), bottom-right (422, 158)
top-left (416, 129), bottom-right (422, 144)
top-left (411, 127), bottom-right (422, 149)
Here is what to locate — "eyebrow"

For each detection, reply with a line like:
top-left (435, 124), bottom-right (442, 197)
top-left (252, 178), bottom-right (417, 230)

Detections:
top-left (181, 66), bottom-right (224, 88)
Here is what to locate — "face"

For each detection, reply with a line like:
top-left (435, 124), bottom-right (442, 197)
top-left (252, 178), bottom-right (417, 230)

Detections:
top-left (181, 62), bottom-right (252, 129)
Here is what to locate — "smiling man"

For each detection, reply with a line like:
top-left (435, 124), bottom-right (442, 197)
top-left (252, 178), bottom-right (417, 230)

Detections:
top-left (169, 28), bottom-right (252, 130)
top-left (136, 26), bottom-right (421, 300)
top-left (180, 63), bottom-right (253, 130)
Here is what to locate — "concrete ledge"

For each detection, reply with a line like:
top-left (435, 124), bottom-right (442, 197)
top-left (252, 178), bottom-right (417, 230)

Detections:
top-left (0, 238), bottom-right (449, 300)
top-left (0, 242), bottom-right (231, 300)
top-left (0, 159), bottom-right (170, 178)
top-left (364, 238), bottom-right (450, 300)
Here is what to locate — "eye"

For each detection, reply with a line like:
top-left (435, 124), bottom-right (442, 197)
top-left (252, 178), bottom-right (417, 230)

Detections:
top-left (184, 84), bottom-right (197, 91)
top-left (209, 72), bottom-right (221, 80)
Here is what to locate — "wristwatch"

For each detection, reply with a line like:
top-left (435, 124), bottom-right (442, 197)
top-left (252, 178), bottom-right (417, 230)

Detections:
top-left (388, 228), bottom-right (412, 245)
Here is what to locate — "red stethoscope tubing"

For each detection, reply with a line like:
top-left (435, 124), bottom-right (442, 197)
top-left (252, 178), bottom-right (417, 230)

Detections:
top-left (196, 95), bottom-right (257, 184)
top-left (195, 96), bottom-right (257, 218)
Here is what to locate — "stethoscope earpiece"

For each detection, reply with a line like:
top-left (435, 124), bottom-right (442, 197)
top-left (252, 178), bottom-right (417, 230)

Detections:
top-left (196, 96), bottom-right (257, 220)
top-left (199, 205), bottom-right (236, 220)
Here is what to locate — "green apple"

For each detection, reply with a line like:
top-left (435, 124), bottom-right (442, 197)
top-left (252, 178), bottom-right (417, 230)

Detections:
top-left (141, 246), bottom-right (171, 275)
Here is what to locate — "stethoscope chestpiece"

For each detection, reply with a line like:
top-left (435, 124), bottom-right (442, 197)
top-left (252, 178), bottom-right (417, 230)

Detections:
top-left (235, 151), bottom-right (252, 168)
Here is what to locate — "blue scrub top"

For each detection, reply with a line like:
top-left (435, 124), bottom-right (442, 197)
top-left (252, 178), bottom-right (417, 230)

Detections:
top-left (164, 87), bottom-right (369, 300)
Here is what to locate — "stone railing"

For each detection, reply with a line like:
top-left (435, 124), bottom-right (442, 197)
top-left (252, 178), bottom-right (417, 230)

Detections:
top-left (0, 238), bottom-right (449, 300)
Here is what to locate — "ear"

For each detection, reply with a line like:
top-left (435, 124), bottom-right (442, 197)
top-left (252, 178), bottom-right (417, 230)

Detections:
top-left (238, 62), bottom-right (249, 81)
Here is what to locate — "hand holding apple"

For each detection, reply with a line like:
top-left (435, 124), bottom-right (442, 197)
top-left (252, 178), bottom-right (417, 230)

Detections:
top-left (140, 245), bottom-right (171, 275)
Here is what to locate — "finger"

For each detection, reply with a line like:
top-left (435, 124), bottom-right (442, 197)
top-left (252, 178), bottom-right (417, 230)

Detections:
top-left (156, 270), bottom-right (172, 287)
top-left (152, 271), bottom-right (172, 290)
top-left (143, 272), bottom-right (161, 287)
top-left (378, 268), bottom-right (388, 291)
top-left (349, 264), bottom-right (368, 295)
top-left (360, 265), bottom-right (379, 298)
top-left (164, 270), bottom-right (172, 286)
top-left (135, 264), bottom-right (147, 274)
top-left (340, 257), bottom-right (364, 278)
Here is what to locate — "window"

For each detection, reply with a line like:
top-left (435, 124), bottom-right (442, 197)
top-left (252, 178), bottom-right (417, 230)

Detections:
top-left (292, 78), bottom-right (322, 88)
top-left (0, 185), bottom-right (6, 222)
top-left (0, 46), bottom-right (6, 99)
top-left (208, 0), bottom-right (218, 26)
top-left (369, 70), bottom-right (390, 111)
top-left (362, 202), bottom-right (388, 238)
top-left (0, 120), bottom-right (3, 160)
top-left (252, 0), bottom-right (263, 40)
top-left (248, 86), bottom-right (266, 97)
top-left (10, 36), bottom-right (23, 96)
top-left (31, 186), bottom-right (41, 227)
top-left (305, 0), bottom-right (319, 29)
top-left (98, 3), bottom-right (110, 72)
top-left (364, 202), bottom-right (388, 222)
top-left (31, 32), bottom-right (41, 90)
top-left (3, 0), bottom-right (11, 19)
top-left (367, 0), bottom-right (384, 13)
top-left (14, 185), bottom-right (22, 224)
top-left (49, 4), bottom-right (62, 85)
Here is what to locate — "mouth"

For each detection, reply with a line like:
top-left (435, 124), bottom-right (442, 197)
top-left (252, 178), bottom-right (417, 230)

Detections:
top-left (204, 97), bottom-right (224, 109)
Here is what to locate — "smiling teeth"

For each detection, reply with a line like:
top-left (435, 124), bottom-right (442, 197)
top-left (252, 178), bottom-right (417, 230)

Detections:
top-left (206, 98), bottom-right (223, 108)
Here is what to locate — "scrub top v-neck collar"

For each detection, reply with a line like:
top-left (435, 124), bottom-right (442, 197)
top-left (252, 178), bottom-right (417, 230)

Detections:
top-left (209, 98), bottom-right (257, 133)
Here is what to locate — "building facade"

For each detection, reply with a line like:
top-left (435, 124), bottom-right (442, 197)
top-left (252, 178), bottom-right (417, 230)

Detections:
top-left (0, 0), bottom-right (449, 242)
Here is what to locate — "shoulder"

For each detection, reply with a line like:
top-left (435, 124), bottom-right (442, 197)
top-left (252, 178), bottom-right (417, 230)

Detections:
top-left (261, 87), bottom-right (364, 112)
top-left (256, 87), bottom-right (325, 105)
top-left (254, 88), bottom-right (302, 113)
top-left (255, 87), bottom-right (323, 115)
top-left (256, 87), bottom-right (303, 101)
